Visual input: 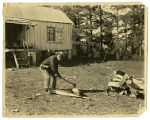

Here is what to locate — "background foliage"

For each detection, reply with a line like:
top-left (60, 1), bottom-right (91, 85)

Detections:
top-left (53, 5), bottom-right (144, 61)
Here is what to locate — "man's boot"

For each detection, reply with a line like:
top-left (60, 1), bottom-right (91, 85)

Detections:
top-left (44, 88), bottom-right (49, 92)
top-left (48, 88), bottom-right (54, 95)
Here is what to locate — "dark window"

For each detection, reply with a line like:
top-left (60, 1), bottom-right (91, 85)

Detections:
top-left (47, 27), bottom-right (55, 41)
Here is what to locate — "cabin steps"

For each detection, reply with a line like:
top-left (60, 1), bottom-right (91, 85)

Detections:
top-left (12, 51), bottom-right (29, 68)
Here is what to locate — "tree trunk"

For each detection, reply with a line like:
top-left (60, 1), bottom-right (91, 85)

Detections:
top-left (116, 6), bottom-right (119, 43)
top-left (116, 50), bottom-right (120, 60)
top-left (99, 5), bottom-right (103, 49)
top-left (139, 45), bottom-right (142, 56)
top-left (125, 22), bottom-right (128, 53)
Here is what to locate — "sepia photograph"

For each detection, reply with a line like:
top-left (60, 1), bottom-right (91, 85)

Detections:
top-left (2, 2), bottom-right (147, 117)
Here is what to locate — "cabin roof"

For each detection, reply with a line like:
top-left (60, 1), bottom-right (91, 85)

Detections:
top-left (4, 4), bottom-right (73, 24)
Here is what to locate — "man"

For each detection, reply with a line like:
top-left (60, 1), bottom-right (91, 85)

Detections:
top-left (40, 52), bottom-right (64, 94)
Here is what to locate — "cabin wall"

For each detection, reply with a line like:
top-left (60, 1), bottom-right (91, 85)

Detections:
top-left (25, 20), bottom-right (72, 51)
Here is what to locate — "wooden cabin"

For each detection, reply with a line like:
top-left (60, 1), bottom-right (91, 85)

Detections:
top-left (4, 4), bottom-right (73, 68)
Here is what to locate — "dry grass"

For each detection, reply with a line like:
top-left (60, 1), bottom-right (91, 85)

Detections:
top-left (4, 61), bottom-right (145, 117)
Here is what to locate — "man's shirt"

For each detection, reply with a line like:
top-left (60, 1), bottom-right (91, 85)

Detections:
top-left (42, 55), bottom-right (59, 75)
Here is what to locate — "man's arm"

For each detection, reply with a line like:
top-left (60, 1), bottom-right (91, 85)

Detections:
top-left (50, 57), bottom-right (62, 79)
top-left (54, 63), bottom-right (62, 78)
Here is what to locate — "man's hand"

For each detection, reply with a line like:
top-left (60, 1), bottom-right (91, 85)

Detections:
top-left (41, 64), bottom-right (49, 69)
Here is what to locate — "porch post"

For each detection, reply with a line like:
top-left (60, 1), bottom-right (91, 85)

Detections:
top-left (12, 52), bottom-right (19, 68)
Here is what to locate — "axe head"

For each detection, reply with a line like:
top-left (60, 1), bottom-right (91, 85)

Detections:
top-left (72, 88), bottom-right (81, 96)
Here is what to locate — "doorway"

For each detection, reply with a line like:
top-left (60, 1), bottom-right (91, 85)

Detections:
top-left (5, 23), bottom-right (26, 49)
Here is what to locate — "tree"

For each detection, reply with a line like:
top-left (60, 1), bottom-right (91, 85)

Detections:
top-left (127, 5), bottom-right (144, 57)
top-left (60, 5), bottom-right (85, 42)
top-left (56, 4), bottom-right (144, 61)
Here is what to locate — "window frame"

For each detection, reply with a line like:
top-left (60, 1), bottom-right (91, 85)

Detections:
top-left (47, 26), bottom-right (55, 42)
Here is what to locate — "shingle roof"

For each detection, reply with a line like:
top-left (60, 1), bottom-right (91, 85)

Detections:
top-left (4, 4), bottom-right (73, 24)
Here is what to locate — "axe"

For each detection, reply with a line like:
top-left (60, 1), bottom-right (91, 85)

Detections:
top-left (61, 77), bottom-right (81, 96)
top-left (61, 77), bottom-right (76, 87)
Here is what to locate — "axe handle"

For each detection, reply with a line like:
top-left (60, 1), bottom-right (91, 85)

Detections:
top-left (61, 78), bottom-right (76, 87)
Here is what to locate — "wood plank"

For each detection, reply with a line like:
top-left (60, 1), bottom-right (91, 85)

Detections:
top-left (5, 49), bottom-right (36, 52)
top-left (12, 52), bottom-right (19, 68)
top-left (70, 25), bottom-right (73, 49)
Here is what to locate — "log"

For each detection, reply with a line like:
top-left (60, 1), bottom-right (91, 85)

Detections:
top-left (53, 89), bottom-right (81, 98)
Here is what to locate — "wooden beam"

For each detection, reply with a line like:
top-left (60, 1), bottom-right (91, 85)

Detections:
top-left (5, 48), bottom-right (36, 52)
top-left (12, 52), bottom-right (19, 68)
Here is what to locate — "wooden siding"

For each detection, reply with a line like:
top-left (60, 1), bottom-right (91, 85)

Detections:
top-left (26, 20), bottom-right (72, 50)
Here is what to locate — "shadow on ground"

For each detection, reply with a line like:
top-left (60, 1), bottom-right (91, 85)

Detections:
top-left (81, 89), bottom-right (105, 93)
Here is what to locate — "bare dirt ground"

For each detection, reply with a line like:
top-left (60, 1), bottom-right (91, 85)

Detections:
top-left (4, 61), bottom-right (145, 117)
